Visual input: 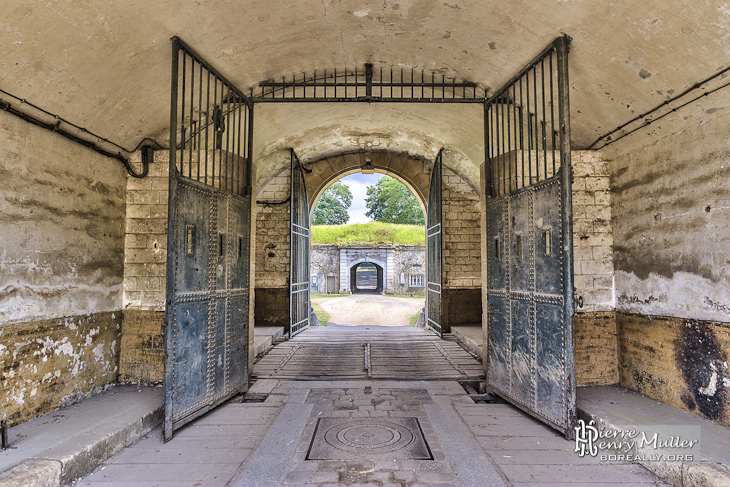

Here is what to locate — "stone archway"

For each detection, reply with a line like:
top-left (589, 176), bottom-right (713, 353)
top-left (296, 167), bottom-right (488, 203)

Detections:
top-left (350, 262), bottom-right (384, 294)
top-left (340, 251), bottom-right (391, 294)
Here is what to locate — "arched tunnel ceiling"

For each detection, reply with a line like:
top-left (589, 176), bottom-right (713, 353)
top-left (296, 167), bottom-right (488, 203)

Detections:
top-left (2, 0), bottom-right (729, 188)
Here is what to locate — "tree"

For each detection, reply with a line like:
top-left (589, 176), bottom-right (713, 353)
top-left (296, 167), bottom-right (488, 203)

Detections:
top-left (365, 177), bottom-right (425, 225)
top-left (312, 181), bottom-right (353, 225)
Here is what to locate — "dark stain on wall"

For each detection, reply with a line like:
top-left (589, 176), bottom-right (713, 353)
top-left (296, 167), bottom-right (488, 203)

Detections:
top-left (614, 245), bottom-right (722, 283)
top-left (675, 320), bottom-right (729, 421)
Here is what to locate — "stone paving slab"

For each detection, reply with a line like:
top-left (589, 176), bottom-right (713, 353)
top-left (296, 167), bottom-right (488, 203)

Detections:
top-left (69, 380), bottom-right (676, 487)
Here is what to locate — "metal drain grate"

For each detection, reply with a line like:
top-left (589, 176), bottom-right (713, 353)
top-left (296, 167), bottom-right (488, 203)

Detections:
top-left (306, 417), bottom-right (432, 460)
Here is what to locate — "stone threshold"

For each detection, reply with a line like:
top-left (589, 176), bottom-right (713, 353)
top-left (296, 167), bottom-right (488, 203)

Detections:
top-left (0, 385), bottom-right (163, 487)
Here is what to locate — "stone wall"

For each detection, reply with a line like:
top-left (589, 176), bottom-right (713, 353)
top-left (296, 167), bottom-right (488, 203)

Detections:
top-left (600, 84), bottom-right (730, 425)
top-left (442, 167), bottom-right (482, 327)
top-left (254, 170), bottom-right (290, 327)
top-left (0, 110), bottom-right (125, 425)
top-left (392, 246), bottom-right (427, 296)
top-left (120, 154), bottom-right (168, 383)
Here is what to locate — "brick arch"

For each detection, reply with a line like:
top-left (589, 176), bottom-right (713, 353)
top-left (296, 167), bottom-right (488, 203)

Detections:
top-left (304, 150), bottom-right (432, 212)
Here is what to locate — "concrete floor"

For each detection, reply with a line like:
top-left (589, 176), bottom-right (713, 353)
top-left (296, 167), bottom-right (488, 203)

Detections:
top-left (69, 326), bottom-right (672, 487)
top-left (72, 378), bottom-right (670, 487)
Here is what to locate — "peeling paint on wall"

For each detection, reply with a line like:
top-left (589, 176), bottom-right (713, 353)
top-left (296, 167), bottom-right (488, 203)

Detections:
top-left (0, 312), bottom-right (121, 427)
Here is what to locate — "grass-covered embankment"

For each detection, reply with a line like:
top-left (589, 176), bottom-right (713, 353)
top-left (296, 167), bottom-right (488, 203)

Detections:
top-left (311, 222), bottom-right (425, 246)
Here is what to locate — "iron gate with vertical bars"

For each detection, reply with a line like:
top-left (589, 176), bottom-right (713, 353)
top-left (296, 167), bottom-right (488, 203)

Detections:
top-left (290, 150), bottom-right (311, 337)
top-left (426, 151), bottom-right (443, 337)
top-left (484, 36), bottom-right (576, 438)
top-left (164, 37), bottom-right (253, 441)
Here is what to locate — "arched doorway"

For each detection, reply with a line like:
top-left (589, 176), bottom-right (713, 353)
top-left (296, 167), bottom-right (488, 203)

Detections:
top-left (350, 262), bottom-right (384, 294)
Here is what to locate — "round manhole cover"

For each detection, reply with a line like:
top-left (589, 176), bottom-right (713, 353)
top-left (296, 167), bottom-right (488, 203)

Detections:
top-left (323, 420), bottom-right (415, 454)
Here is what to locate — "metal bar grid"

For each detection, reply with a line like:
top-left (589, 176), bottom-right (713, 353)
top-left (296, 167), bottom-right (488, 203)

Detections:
top-left (426, 150), bottom-right (443, 337)
top-left (171, 37), bottom-right (253, 197)
top-left (290, 149), bottom-right (311, 338)
top-left (256, 63), bottom-right (485, 103)
top-left (484, 36), bottom-right (570, 197)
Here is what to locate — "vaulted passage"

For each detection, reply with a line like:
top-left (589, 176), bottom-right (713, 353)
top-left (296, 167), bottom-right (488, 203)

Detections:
top-left (2, 2), bottom-right (730, 486)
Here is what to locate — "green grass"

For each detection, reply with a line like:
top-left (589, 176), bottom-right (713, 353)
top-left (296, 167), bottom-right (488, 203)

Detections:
top-left (310, 300), bottom-right (331, 326)
top-left (409, 312), bottom-right (421, 326)
top-left (311, 222), bottom-right (425, 246)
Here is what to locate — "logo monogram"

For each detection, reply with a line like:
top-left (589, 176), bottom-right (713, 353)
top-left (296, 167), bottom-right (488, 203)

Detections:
top-left (574, 419), bottom-right (599, 457)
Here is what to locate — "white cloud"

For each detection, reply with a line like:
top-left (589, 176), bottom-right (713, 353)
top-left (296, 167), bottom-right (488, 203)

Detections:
top-left (339, 173), bottom-right (384, 224)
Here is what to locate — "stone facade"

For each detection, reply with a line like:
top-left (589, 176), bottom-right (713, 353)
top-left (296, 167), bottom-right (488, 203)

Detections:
top-left (311, 245), bottom-right (426, 296)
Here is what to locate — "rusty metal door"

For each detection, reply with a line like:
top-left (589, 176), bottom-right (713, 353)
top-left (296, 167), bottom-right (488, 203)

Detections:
top-left (426, 151), bottom-right (443, 337)
top-left (164, 38), bottom-right (253, 441)
top-left (484, 37), bottom-right (576, 438)
top-left (290, 150), bottom-right (311, 337)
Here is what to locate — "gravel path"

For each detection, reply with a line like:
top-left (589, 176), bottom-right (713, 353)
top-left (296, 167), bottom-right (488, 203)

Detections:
top-left (312, 293), bottom-right (425, 327)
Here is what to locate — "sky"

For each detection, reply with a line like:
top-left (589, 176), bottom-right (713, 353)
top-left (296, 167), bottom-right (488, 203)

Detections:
top-left (337, 172), bottom-right (384, 224)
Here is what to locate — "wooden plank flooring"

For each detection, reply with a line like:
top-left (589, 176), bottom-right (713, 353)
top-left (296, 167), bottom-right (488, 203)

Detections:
top-left (252, 327), bottom-right (485, 380)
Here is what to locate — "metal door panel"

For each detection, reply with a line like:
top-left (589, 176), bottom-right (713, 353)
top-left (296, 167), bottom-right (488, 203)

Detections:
top-left (165, 38), bottom-right (253, 441)
top-left (426, 151), bottom-right (443, 337)
top-left (174, 182), bottom-right (211, 294)
top-left (484, 37), bottom-right (575, 437)
top-left (169, 300), bottom-right (209, 416)
top-left (486, 295), bottom-right (509, 386)
top-left (535, 302), bottom-right (565, 420)
top-left (510, 300), bottom-right (532, 405)
top-left (533, 181), bottom-right (563, 296)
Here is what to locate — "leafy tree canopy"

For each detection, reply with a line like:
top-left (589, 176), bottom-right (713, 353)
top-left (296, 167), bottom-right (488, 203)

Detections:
top-left (365, 176), bottom-right (425, 225)
top-left (311, 181), bottom-right (353, 225)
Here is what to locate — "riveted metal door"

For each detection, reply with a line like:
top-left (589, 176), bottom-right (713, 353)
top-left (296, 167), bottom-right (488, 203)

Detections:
top-left (484, 37), bottom-right (576, 438)
top-left (164, 38), bottom-right (253, 441)
top-left (290, 150), bottom-right (310, 337)
top-left (426, 151), bottom-right (443, 337)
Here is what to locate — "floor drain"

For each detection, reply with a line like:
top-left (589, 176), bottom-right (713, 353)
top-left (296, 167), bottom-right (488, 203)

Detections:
top-left (240, 393), bottom-right (268, 403)
top-left (306, 417), bottom-right (433, 460)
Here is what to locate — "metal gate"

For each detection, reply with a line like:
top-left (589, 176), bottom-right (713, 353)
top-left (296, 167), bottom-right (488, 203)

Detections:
top-left (164, 38), bottom-right (253, 441)
top-left (290, 150), bottom-right (311, 337)
top-left (426, 151), bottom-right (443, 337)
top-left (484, 36), bottom-right (576, 438)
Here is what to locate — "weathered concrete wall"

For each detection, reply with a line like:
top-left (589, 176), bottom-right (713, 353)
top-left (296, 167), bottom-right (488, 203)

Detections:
top-left (0, 110), bottom-right (126, 324)
top-left (601, 92), bottom-right (730, 323)
top-left (601, 85), bottom-right (730, 425)
top-left (617, 313), bottom-right (729, 427)
top-left (0, 110), bottom-right (125, 425)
